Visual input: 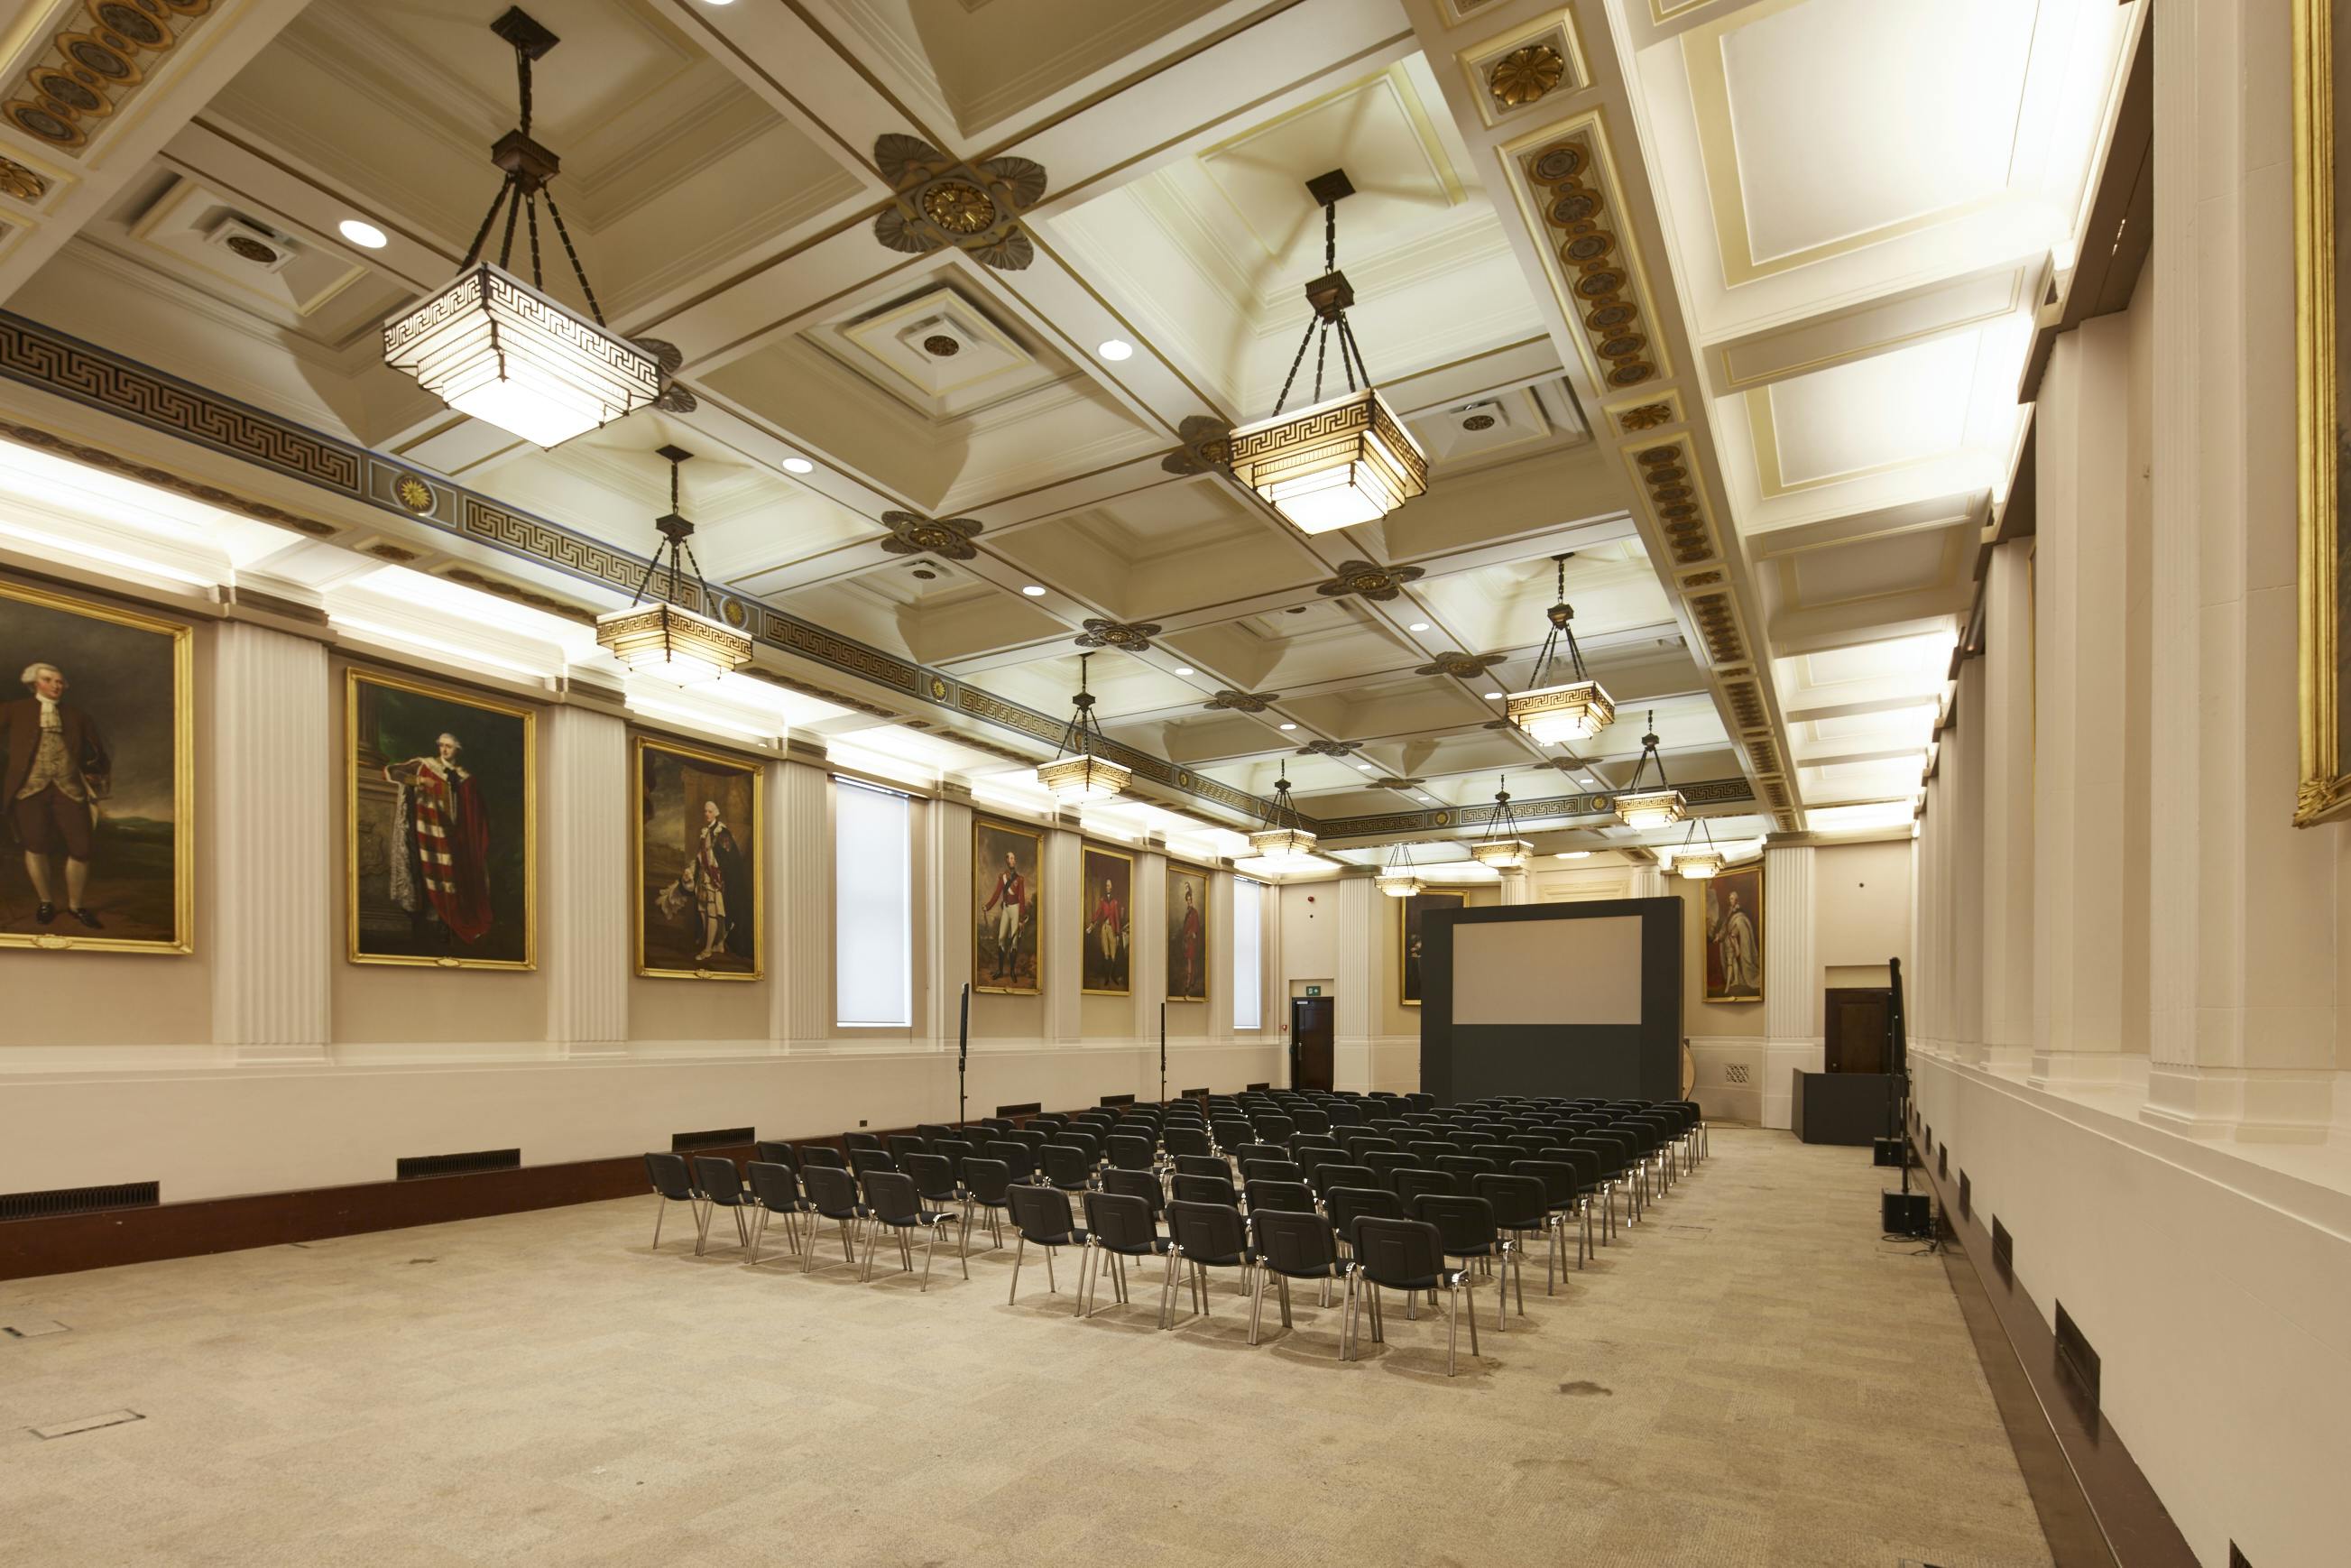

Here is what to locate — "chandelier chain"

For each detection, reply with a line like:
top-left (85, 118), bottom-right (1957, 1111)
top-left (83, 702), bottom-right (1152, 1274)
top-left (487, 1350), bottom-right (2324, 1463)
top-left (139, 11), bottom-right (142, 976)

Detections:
top-left (540, 187), bottom-right (605, 326)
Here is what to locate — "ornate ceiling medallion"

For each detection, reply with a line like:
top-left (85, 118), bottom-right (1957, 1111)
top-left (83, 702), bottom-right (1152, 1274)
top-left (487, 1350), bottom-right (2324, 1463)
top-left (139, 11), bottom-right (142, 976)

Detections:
top-left (631, 337), bottom-right (697, 414)
top-left (1415, 650), bottom-right (1505, 678)
top-left (1074, 618), bottom-right (1161, 652)
top-left (0, 157), bottom-right (47, 202)
top-left (872, 134), bottom-right (1046, 272)
top-left (1617, 401), bottom-right (1673, 432)
top-left (1295, 739), bottom-right (1353, 758)
top-left (1488, 44), bottom-right (1564, 109)
top-left (392, 474), bottom-right (436, 514)
top-left (1371, 776), bottom-right (1425, 789)
top-left (1161, 414), bottom-right (1234, 476)
top-left (1521, 125), bottom-right (1659, 389)
top-left (879, 511), bottom-right (982, 560)
top-left (5, 0), bottom-right (205, 152)
top-left (1314, 558), bottom-right (1425, 602)
top-left (1203, 689), bottom-right (1278, 713)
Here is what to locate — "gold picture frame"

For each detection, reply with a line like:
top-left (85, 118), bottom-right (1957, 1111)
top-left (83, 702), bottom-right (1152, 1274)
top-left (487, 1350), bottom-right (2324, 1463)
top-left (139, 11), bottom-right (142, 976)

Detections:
top-left (973, 816), bottom-right (1043, 995)
top-left (1079, 841), bottom-right (1134, 996)
top-left (2297, 0), bottom-right (2351, 823)
top-left (0, 576), bottom-right (192, 955)
top-left (632, 733), bottom-right (762, 982)
top-left (1397, 889), bottom-right (1464, 1007)
top-left (346, 668), bottom-right (536, 969)
top-left (1166, 861), bottom-right (1210, 1003)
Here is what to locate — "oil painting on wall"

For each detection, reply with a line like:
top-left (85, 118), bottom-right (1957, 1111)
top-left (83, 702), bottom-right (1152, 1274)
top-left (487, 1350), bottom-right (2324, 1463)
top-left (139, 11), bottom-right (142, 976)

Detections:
top-left (973, 816), bottom-right (1042, 995)
top-left (2296, 0), bottom-right (2351, 821)
top-left (636, 735), bottom-right (759, 980)
top-left (1166, 862), bottom-right (1209, 1002)
top-left (1398, 889), bottom-right (1464, 1006)
top-left (347, 669), bottom-right (534, 969)
top-left (1081, 843), bottom-right (1132, 996)
top-left (1702, 862), bottom-right (1764, 1002)
top-left (0, 578), bottom-right (190, 954)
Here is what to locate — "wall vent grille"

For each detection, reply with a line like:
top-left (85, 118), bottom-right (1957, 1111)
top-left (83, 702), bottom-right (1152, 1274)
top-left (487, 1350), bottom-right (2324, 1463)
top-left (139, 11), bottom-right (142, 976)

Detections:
top-left (1959, 1169), bottom-right (1972, 1220)
top-left (1098, 1093), bottom-right (1134, 1107)
top-left (0, 1181), bottom-right (159, 1222)
top-left (1181, 1087), bottom-right (1210, 1099)
top-left (2229, 1542), bottom-right (2252, 1568)
top-left (2053, 1301), bottom-right (2101, 1413)
top-left (669, 1128), bottom-right (752, 1152)
top-left (395, 1149), bottom-right (520, 1181)
top-left (1938, 1145), bottom-right (1949, 1179)
top-left (993, 1102), bottom-right (1041, 1118)
top-left (1991, 1216), bottom-right (2014, 1282)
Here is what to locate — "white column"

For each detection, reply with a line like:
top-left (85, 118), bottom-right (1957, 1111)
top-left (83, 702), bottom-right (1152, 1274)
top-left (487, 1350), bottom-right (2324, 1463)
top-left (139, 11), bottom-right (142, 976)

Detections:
top-left (1949, 659), bottom-right (1987, 1062)
top-left (770, 751), bottom-right (831, 1049)
top-left (1498, 865), bottom-right (1530, 905)
top-left (542, 706), bottom-right (628, 1055)
top-left (2141, 0), bottom-right (2337, 1139)
top-left (1980, 540), bottom-right (2035, 1073)
top-left (1044, 815), bottom-right (1083, 1047)
top-left (210, 622), bottom-right (330, 1063)
top-left (1133, 841), bottom-right (1166, 1091)
top-left (2032, 319), bottom-right (2132, 1087)
top-left (927, 787), bottom-right (972, 1063)
top-left (1333, 870), bottom-right (1378, 1091)
top-left (1630, 862), bottom-right (1665, 899)
top-left (1760, 842), bottom-right (1817, 1129)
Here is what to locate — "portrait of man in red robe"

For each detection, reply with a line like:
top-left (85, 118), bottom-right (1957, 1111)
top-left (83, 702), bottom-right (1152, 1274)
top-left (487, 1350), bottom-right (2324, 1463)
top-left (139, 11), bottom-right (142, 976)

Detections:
top-left (383, 731), bottom-right (494, 947)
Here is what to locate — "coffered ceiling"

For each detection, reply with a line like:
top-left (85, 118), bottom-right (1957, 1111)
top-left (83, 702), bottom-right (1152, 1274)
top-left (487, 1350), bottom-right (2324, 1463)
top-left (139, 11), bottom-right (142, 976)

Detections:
top-left (0, 0), bottom-right (2143, 863)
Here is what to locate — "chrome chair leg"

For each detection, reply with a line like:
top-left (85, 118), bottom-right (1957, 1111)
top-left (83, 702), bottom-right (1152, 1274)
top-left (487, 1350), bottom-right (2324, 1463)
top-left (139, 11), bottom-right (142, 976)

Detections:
top-left (651, 1200), bottom-right (667, 1251)
top-left (1248, 1267), bottom-right (1268, 1344)
top-left (1009, 1235), bottom-right (1027, 1304)
top-left (922, 1221), bottom-right (940, 1291)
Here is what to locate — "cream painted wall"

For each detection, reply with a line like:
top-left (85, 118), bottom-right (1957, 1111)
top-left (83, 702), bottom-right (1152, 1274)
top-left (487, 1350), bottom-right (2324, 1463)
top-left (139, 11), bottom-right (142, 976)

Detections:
top-left (1814, 840), bottom-right (1910, 975)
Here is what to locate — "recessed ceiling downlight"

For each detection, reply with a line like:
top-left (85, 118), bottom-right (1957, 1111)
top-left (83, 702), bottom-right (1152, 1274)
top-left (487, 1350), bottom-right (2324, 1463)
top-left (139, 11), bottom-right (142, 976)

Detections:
top-left (339, 219), bottom-right (388, 250)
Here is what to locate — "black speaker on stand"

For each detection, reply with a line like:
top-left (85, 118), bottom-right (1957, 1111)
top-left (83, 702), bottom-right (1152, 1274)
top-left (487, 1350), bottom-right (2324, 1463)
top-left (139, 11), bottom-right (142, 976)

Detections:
top-left (1878, 957), bottom-right (1932, 1239)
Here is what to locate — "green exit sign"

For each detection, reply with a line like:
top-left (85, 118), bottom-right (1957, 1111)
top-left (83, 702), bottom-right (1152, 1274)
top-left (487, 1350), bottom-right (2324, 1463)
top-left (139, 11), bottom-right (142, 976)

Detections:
top-left (1305, 985), bottom-right (1322, 996)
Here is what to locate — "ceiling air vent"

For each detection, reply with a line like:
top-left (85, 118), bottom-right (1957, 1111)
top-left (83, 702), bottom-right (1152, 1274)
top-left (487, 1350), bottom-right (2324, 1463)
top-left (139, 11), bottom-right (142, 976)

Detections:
top-left (670, 1128), bottom-right (752, 1152)
top-left (202, 214), bottom-right (298, 275)
top-left (396, 1148), bottom-right (520, 1180)
top-left (0, 1181), bottom-right (159, 1222)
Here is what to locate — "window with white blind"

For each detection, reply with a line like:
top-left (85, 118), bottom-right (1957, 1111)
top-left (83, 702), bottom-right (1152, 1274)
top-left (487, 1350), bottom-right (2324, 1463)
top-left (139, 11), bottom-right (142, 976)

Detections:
top-left (1231, 876), bottom-right (1262, 1030)
top-left (834, 778), bottom-right (911, 1028)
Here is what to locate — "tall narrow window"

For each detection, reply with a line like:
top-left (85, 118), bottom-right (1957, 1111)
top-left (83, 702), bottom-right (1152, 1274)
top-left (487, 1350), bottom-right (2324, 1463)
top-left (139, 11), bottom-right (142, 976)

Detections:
top-left (834, 779), bottom-right (910, 1028)
top-left (1231, 876), bottom-right (1262, 1030)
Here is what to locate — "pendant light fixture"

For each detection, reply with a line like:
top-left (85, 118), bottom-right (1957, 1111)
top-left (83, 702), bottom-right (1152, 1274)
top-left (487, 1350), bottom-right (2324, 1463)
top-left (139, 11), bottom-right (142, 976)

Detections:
top-left (1224, 171), bottom-right (1429, 534)
top-left (1375, 839), bottom-right (1424, 898)
top-left (1244, 761), bottom-right (1320, 865)
top-left (595, 446), bottom-right (752, 683)
top-left (1613, 710), bottom-right (1688, 830)
top-left (1036, 651), bottom-right (1132, 802)
top-left (382, 8), bottom-right (659, 447)
top-left (1470, 775), bottom-right (1533, 869)
top-left (1505, 553), bottom-right (1614, 745)
top-left (1673, 814), bottom-right (1725, 881)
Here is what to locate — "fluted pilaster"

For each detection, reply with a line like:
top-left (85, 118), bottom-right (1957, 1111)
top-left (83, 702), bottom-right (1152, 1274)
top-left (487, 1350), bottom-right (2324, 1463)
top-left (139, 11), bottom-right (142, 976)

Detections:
top-left (542, 706), bottom-right (628, 1053)
top-left (1759, 843), bottom-right (1816, 1128)
top-left (771, 757), bottom-right (831, 1047)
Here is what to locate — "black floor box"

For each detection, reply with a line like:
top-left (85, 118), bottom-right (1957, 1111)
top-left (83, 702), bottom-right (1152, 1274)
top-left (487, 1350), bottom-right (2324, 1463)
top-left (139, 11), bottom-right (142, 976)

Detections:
top-left (1882, 1190), bottom-right (1932, 1237)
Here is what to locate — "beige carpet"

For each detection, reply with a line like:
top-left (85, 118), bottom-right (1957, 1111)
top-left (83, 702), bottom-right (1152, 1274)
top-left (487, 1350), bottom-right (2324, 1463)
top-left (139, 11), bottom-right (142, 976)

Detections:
top-left (0, 1129), bottom-right (2051, 1568)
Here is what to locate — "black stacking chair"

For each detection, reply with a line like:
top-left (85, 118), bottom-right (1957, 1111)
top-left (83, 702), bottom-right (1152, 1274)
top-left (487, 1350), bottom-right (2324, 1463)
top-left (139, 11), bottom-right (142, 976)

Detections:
top-left (849, 1148), bottom-right (897, 1176)
top-left (1007, 1129), bottom-right (1050, 1159)
top-left (1099, 1166), bottom-right (1169, 1237)
top-left (1323, 1185), bottom-right (1403, 1262)
top-left (980, 1117), bottom-right (1016, 1134)
top-left (753, 1140), bottom-right (797, 1167)
top-left (1056, 1130), bottom-right (1102, 1166)
top-left (688, 1155), bottom-right (753, 1258)
top-left (1349, 1216), bottom-right (1478, 1373)
top-left (1212, 1118), bottom-right (1255, 1154)
top-left (1475, 1173), bottom-right (1554, 1301)
top-left (1080, 1191), bottom-right (1174, 1321)
top-left (1251, 1113), bottom-right (1295, 1146)
top-left (1571, 1135), bottom-right (1638, 1229)
top-left (1006, 1185), bottom-right (1088, 1312)
top-left (905, 1151), bottom-right (962, 1222)
top-left (1436, 1154), bottom-right (1496, 1186)
top-left (916, 1123), bottom-right (954, 1149)
top-left (1407, 1140), bottom-right (1459, 1169)
top-left (844, 1131), bottom-right (883, 1154)
top-left (1311, 1162), bottom-right (1376, 1203)
top-left (1173, 1171), bottom-right (1240, 1208)
top-left (743, 1160), bottom-right (812, 1266)
top-left (932, 1138), bottom-right (976, 1178)
top-left (1414, 1194), bottom-right (1510, 1331)
top-left (1232, 1142), bottom-right (1287, 1172)
top-left (1040, 1143), bottom-right (1095, 1195)
top-left (859, 1169), bottom-right (957, 1287)
top-left (1393, 1167), bottom-right (1457, 1208)
top-left (887, 1134), bottom-right (927, 1166)
top-left (1241, 1178), bottom-right (1315, 1219)
top-left (1323, 1100), bottom-right (1363, 1127)
top-left (1028, 1116), bottom-right (1065, 1139)
top-left (1290, 1107), bottom-right (1330, 1139)
top-left (798, 1144), bottom-right (849, 1170)
top-left (1165, 1198), bottom-right (1257, 1327)
top-left (643, 1152), bottom-right (698, 1253)
top-left (1174, 1154), bottom-right (1230, 1181)
top-left (1515, 1158), bottom-right (1592, 1269)
top-left (797, 1164), bottom-right (869, 1274)
top-left (1163, 1125), bottom-right (1214, 1160)
top-left (1106, 1134), bottom-right (1157, 1174)
top-left (1239, 1159), bottom-right (1305, 1189)
top-left (959, 1158), bottom-right (1013, 1253)
top-left (1249, 1207), bottom-right (1348, 1349)
top-left (987, 1139), bottom-right (1038, 1186)
top-left (1364, 1150), bottom-right (1418, 1193)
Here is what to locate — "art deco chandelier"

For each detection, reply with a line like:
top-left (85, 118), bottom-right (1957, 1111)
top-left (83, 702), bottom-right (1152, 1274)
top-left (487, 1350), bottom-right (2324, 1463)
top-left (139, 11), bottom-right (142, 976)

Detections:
top-left (1375, 839), bottom-right (1423, 898)
top-left (381, 8), bottom-right (659, 448)
top-left (1470, 775), bottom-right (1533, 869)
top-left (1504, 554), bottom-right (1614, 745)
top-left (1613, 710), bottom-right (1688, 830)
top-left (1245, 761), bottom-right (1320, 866)
top-left (594, 446), bottom-right (752, 683)
top-left (1036, 651), bottom-right (1132, 802)
top-left (1223, 171), bottom-right (1429, 533)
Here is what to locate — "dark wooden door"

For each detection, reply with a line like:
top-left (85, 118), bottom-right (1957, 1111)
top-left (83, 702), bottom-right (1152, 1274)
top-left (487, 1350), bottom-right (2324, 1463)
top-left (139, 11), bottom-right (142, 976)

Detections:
top-left (1291, 997), bottom-right (1334, 1092)
top-left (1825, 988), bottom-right (1892, 1074)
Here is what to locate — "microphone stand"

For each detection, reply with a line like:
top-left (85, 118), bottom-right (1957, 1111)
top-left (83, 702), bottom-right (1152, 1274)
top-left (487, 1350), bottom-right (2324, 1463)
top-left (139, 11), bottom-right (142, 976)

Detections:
top-left (957, 981), bottom-right (970, 1131)
top-left (1158, 1001), bottom-right (1167, 1107)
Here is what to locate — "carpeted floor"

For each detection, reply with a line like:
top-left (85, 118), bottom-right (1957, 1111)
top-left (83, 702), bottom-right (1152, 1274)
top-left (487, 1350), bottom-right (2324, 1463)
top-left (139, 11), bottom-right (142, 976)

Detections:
top-left (0, 1129), bottom-right (2051, 1568)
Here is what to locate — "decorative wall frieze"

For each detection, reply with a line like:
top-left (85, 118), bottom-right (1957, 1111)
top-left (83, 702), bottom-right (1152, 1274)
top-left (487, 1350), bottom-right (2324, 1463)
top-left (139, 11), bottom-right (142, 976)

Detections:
top-left (1314, 775), bottom-right (1756, 841)
top-left (1074, 617), bottom-right (1159, 651)
top-left (879, 510), bottom-right (982, 559)
top-left (5, 0), bottom-right (219, 157)
top-left (871, 134), bottom-right (1046, 272)
top-left (1314, 558), bottom-right (1424, 602)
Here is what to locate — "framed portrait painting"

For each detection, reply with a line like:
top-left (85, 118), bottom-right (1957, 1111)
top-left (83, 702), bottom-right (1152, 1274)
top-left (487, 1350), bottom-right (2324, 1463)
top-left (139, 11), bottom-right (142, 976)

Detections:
top-left (1701, 862), bottom-right (1764, 1002)
top-left (1080, 843), bottom-right (1133, 996)
top-left (1397, 889), bottom-right (1464, 1006)
top-left (973, 816), bottom-right (1042, 994)
top-left (346, 669), bottom-right (534, 969)
top-left (0, 577), bottom-right (191, 955)
top-left (2298, 0), bottom-right (2351, 821)
top-left (1166, 862), bottom-right (1209, 1002)
top-left (634, 735), bottom-right (760, 980)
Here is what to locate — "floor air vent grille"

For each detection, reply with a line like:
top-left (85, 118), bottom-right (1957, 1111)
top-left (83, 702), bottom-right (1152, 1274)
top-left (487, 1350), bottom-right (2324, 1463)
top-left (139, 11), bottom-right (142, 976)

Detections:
top-left (0, 1181), bottom-right (159, 1222)
top-left (669, 1128), bottom-right (751, 1152)
top-left (2053, 1301), bottom-right (2101, 1413)
top-left (1958, 1169), bottom-right (1971, 1219)
top-left (1991, 1216), bottom-right (2014, 1282)
top-left (395, 1149), bottom-right (520, 1181)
